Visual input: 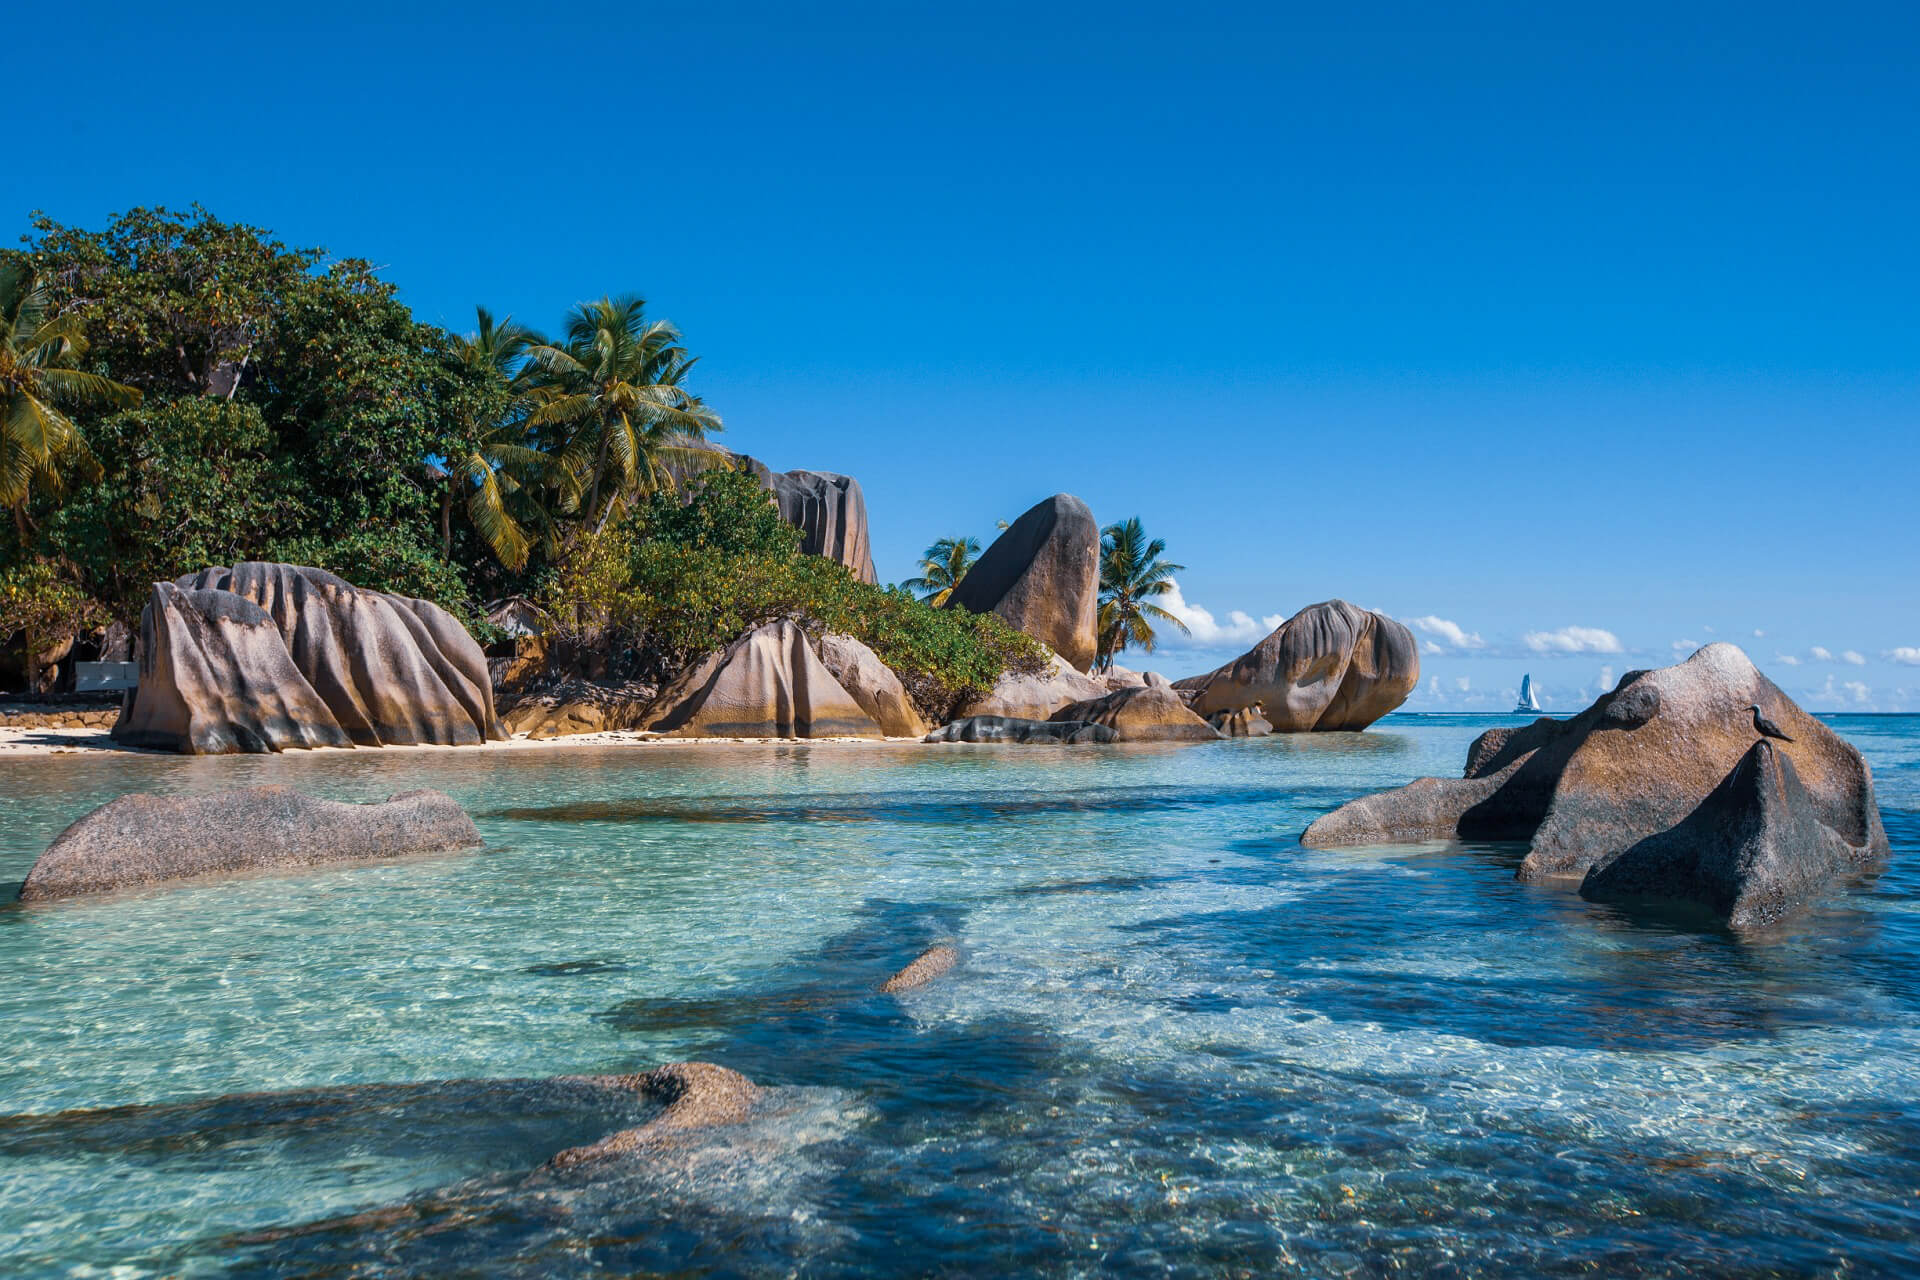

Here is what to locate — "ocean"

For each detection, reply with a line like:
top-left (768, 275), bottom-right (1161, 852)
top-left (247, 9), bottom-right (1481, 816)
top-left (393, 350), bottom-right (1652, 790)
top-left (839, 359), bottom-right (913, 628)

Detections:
top-left (2, 713), bottom-right (1916, 1276)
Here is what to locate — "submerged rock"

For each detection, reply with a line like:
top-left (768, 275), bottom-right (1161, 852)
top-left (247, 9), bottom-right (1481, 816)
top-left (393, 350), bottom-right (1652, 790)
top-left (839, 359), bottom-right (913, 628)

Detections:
top-left (113, 562), bottom-right (502, 754)
top-left (943, 494), bottom-right (1100, 671)
top-left (958, 648), bottom-right (1106, 721)
top-left (1210, 705), bottom-right (1274, 737)
top-left (1176, 600), bottom-right (1418, 732)
top-left (1302, 644), bottom-right (1889, 927)
top-left (1050, 686), bottom-right (1221, 742)
top-left (925, 715), bottom-right (1116, 744)
top-left (17, 786), bottom-right (482, 901)
top-left (646, 620), bottom-right (883, 739)
top-left (881, 944), bottom-right (960, 993)
top-left (548, 1063), bottom-right (765, 1167)
top-left (817, 632), bottom-right (928, 737)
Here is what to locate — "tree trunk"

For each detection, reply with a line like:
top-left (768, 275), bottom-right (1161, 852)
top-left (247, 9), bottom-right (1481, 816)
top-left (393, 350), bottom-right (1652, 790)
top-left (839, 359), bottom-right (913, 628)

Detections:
top-left (440, 474), bottom-right (456, 559)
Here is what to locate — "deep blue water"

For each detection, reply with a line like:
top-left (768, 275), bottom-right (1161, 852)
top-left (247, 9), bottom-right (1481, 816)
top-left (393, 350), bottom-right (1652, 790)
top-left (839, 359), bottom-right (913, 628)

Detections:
top-left (0, 713), bottom-right (1915, 1277)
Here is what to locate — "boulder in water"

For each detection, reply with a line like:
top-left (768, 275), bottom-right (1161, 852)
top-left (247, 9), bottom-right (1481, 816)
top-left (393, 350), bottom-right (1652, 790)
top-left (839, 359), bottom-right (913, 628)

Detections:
top-left (17, 786), bottom-right (482, 901)
top-left (1050, 686), bottom-right (1221, 742)
top-left (646, 620), bottom-right (883, 739)
top-left (1210, 705), bottom-right (1274, 737)
top-left (1302, 644), bottom-right (1889, 927)
top-left (924, 715), bottom-right (1116, 744)
top-left (943, 494), bottom-right (1099, 670)
top-left (1176, 599), bottom-right (1418, 731)
top-left (113, 563), bottom-right (501, 754)
top-left (881, 944), bottom-right (960, 992)
top-left (548, 1063), bottom-right (764, 1167)
top-left (958, 648), bottom-right (1106, 721)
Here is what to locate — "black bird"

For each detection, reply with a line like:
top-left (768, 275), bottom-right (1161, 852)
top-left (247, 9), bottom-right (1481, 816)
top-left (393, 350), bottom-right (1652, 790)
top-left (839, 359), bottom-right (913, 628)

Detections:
top-left (1749, 704), bottom-right (1794, 743)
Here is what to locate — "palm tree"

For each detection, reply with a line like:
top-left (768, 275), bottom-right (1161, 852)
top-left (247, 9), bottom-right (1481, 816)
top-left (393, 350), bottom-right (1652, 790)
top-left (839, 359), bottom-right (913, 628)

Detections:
top-left (441, 307), bottom-right (547, 570)
top-left (521, 296), bottom-right (720, 531)
top-left (1095, 517), bottom-right (1188, 670)
top-left (903, 535), bottom-right (980, 605)
top-left (0, 262), bottom-right (140, 540)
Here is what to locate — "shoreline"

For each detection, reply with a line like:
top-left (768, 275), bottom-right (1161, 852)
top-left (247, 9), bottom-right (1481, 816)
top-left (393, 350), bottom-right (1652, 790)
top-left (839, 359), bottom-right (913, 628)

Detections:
top-left (0, 727), bottom-right (932, 758)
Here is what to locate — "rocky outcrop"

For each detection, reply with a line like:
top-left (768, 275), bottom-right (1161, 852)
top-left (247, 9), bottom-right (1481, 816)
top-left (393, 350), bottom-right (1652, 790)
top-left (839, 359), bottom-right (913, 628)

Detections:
top-left (1050, 686), bottom-right (1221, 742)
top-left (958, 649), bottom-right (1106, 721)
top-left (924, 715), bottom-right (1116, 744)
top-left (17, 786), bottom-right (482, 901)
top-left (646, 620), bottom-right (883, 739)
top-left (1096, 666), bottom-right (1173, 692)
top-left (1210, 705), bottom-right (1274, 737)
top-left (1302, 645), bottom-right (1889, 927)
top-left (500, 681), bottom-right (658, 739)
top-left (882, 944), bottom-right (960, 992)
top-left (112, 563), bottom-right (502, 754)
top-left (548, 1063), bottom-right (763, 1168)
top-left (1176, 600), bottom-right (1418, 731)
top-left (722, 452), bottom-right (877, 583)
top-left (943, 494), bottom-right (1100, 670)
top-left (818, 632), bottom-right (928, 737)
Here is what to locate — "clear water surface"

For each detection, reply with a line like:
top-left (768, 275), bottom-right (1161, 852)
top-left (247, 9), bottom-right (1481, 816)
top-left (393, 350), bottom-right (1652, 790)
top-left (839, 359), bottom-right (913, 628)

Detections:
top-left (1, 713), bottom-right (1916, 1277)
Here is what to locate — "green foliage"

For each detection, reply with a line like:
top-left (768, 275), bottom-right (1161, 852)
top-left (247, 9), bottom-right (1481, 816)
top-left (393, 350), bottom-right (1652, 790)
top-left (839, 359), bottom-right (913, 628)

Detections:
top-left (0, 559), bottom-right (106, 688)
top-left (901, 535), bottom-right (980, 605)
top-left (633, 466), bottom-right (800, 558)
top-left (1096, 516), bottom-right (1187, 670)
top-left (38, 397), bottom-right (306, 621)
top-left (264, 526), bottom-right (486, 631)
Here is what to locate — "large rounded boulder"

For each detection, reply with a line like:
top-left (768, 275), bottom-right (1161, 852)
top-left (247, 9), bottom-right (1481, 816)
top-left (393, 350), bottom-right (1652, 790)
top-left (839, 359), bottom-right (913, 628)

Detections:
top-left (956, 648), bottom-right (1106, 721)
top-left (1050, 686), bottom-right (1221, 742)
top-left (817, 632), bottom-right (928, 738)
top-left (645, 620), bottom-right (883, 739)
top-left (113, 563), bottom-right (503, 754)
top-left (1176, 600), bottom-right (1418, 731)
top-left (1302, 644), bottom-right (1889, 928)
top-left (943, 494), bottom-right (1099, 671)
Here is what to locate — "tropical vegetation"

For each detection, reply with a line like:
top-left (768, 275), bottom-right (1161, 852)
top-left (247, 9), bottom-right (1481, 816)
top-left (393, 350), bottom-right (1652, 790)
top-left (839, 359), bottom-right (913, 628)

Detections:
top-left (902, 536), bottom-right (980, 605)
top-left (0, 205), bottom-right (1048, 704)
top-left (1095, 516), bottom-right (1188, 671)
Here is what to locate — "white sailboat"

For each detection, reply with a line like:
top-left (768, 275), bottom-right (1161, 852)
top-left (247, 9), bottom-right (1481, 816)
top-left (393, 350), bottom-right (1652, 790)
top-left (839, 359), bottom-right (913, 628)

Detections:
top-left (1515, 674), bottom-right (1543, 713)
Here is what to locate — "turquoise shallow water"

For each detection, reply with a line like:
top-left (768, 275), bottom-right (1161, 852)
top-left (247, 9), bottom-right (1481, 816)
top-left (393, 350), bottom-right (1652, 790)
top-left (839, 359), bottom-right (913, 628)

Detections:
top-left (1, 713), bottom-right (1916, 1277)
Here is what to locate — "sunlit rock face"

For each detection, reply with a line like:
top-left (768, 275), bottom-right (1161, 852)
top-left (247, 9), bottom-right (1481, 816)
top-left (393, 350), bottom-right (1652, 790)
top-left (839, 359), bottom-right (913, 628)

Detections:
top-left (956, 648), bottom-right (1106, 721)
top-left (113, 563), bottom-right (502, 754)
top-left (645, 620), bottom-right (883, 739)
top-left (943, 494), bottom-right (1100, 672)
top-left (817, 632), bottom-right (928, 738)
top-left (1176, 600), bottom-right (1419, 732)
top-left (726, 453), bottom-right (878, 583)
top-left (1049, 686), bottom-right (1221, 742)
top-left (17, 785), bottom-right (481, 901)
top-left (1303, 644), bottom-right (1890, 928)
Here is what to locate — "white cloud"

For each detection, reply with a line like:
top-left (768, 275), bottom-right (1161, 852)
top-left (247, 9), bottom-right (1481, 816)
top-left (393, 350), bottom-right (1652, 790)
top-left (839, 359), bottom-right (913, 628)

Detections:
top-left (1810, 646), bottom-right (1835, 662)
top-left (1671, 638), bottom-right (1700, 653)
top-left (1155, 580), bottom-right (1284, 648)
top-left (1774, 653), bottom-right (1801, 666)
top-left (1421, 639), bottom-right (1444, 655)
top-left (1594, 665), bottom-right (1616, 694)
top-left (1845, 680), bottom-right (1870, 704)
top-left (1454, 676), bottom-right (1470, 693)
top-left (1752, 629), bottom-right (1765, 638)
top-left (1407, 615), bottom-right (1484, 651)
top-left (1888, 647), bottom-right (1920, 666)
top-left (1841, 650), bottom-right (1866, 666)
top-left (1524, 626), bottom-right (1624, 654)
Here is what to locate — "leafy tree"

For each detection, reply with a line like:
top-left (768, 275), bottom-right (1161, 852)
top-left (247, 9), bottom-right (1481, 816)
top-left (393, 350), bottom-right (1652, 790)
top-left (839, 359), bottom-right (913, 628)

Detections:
top-left (0, 261), bottom-right (140, 540)
top-left (38, 397), bottom-right (306, 620)
top-left (902, 535), bottom-right (980, 606)
top-left (0, 559), bottom-right (106, 691)
top-left (441, 307), bottom-right (545, 569)
top-left (634, 466), bottom-right (799, 558)
top-left (523, 296), bottom-right (720, 529)
top-left (1095, 516), bottom-right (1187, 670)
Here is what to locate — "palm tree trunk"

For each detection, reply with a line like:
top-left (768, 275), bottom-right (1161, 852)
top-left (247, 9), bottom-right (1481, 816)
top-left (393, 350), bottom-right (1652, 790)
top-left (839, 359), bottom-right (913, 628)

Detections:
top-left (441, 474), bottom-right (456, 559)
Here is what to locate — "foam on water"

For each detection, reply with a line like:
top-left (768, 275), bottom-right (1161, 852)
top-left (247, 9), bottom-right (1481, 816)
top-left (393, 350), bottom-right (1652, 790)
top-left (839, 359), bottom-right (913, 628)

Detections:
top-left (1, 716), bottom-right (1916, 1276)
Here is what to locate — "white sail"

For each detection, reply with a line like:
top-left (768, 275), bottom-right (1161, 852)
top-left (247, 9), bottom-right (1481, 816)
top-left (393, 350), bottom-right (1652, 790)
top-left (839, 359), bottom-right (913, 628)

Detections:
top-left (1516, 675), bottom-right (1542, 713)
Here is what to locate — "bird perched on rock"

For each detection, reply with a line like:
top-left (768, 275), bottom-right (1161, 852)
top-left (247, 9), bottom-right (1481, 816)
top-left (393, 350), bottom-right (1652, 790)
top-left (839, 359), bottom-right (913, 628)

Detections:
top-left (1749, 704), bottom-right (1794, 743)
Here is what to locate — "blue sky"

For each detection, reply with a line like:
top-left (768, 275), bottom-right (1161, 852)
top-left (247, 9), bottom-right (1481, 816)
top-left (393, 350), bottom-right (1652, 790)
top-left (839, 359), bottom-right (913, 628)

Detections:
top-left (14, 2), bottom-right (1919, 709)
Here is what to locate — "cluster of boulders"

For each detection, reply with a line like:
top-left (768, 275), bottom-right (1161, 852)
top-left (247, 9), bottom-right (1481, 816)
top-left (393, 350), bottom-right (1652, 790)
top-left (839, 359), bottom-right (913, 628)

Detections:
top-left (1304, 644), bottom-right (1890, 929)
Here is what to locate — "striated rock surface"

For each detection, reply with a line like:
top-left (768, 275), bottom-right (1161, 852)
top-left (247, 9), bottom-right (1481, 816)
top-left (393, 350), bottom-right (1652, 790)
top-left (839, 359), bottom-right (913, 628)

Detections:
top-left (1177, 599), bottom-right (1418, 731)
top-left (723, 452), bottom-right (877, 583)
top-left (1210, 705), bottom-right (1274, 737)
top-left (500, 681), bottom-right (658, 739)
top-left (818, 632), bottom-right (928, 737)
top-left (646, 620), bottom-right (882, 739)
top-left (1302, 645), bottom-right (1889, 926)
top-left (943, 494), bottom-right (1100, 670)
top-left (958, 649), bottom-right (1106, 721)
top-left (925, 715), bottom-right (1116, 745)
top-left (113, 563), bottom-right (501, 754)
top-left (18, 786), bottom-right (482, 901)
top-left (1051, 686), bottom-right (1221, 742)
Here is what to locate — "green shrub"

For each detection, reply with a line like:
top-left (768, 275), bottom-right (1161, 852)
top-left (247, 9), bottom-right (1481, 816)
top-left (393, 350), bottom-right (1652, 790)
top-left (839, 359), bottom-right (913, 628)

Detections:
top-left (0, 560), bottom-right (107, 692)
